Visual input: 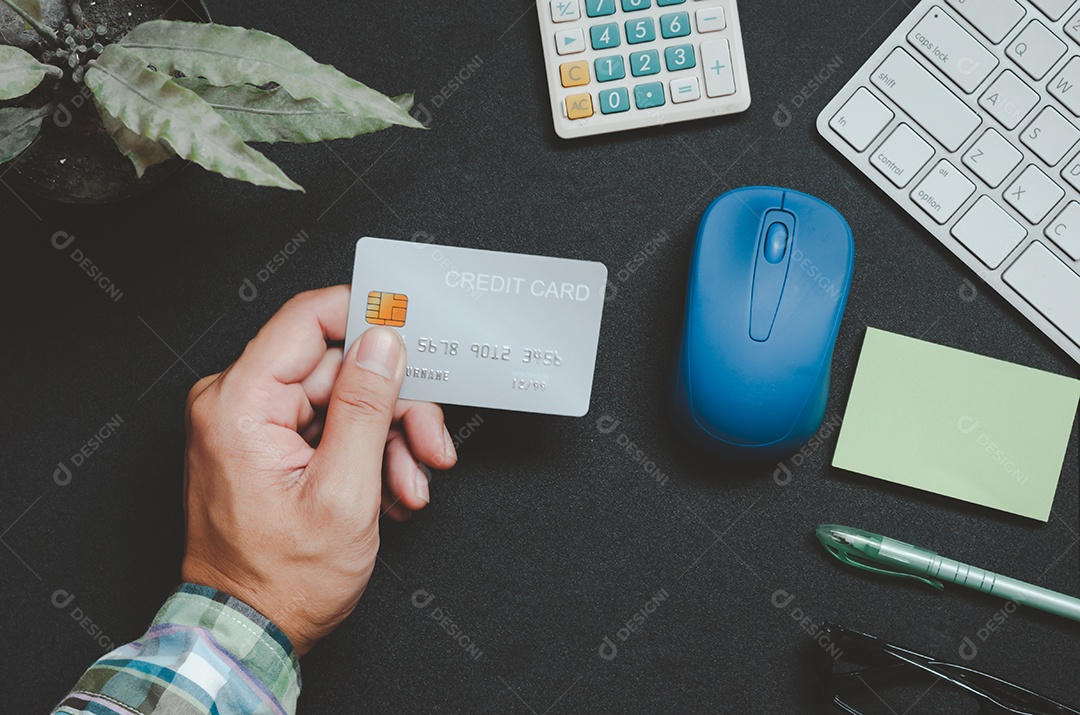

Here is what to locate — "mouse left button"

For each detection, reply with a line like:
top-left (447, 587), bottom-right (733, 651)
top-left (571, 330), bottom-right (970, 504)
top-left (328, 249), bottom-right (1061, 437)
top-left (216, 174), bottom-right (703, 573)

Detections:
top-left (764, 222), bottom-right (789, 264)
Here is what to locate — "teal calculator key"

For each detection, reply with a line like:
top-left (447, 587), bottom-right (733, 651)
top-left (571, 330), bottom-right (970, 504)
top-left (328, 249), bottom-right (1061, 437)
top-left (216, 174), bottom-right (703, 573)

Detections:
top-left (656, 0), bottom-right (685, 4)
top-left (664, 43), bottom-right (695, 71)
top-left (595, 54), bottom-right (626, 82)
top-left (625, 17), bottom-right (656, 44)
top-left (585, 0), bottom-right (616, 16)
top-left (630, 50), bottom-right (660, 77)
top-left (599, 87), bottom-right (631, 114)
top-left (621, 0), bottom-right (650, 10)
top-left (634, 81), bottom-right (665, 109)
top-left (660, 11), bottom-right (691, 38)
top-left (590, 22), bottom-right (620, 49)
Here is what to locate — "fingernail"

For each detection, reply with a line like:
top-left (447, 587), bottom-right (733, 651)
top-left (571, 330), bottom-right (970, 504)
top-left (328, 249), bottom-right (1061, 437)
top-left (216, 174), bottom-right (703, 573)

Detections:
top-left (355, 327), bottom-right (401, 378)
top-left (442, 425), bottom-right (457, 463)
top-left (415, 465), bottom-right (431, 504)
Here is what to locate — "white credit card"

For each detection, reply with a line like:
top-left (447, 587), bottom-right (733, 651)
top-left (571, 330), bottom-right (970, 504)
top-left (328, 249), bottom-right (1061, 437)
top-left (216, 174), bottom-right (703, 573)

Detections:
top-left (344, 237), bottom-right (608, 417)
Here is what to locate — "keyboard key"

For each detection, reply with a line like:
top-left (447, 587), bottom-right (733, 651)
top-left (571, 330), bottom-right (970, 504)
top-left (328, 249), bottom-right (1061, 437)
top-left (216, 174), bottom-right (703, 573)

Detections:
top-left (1048, 57), bottom-right (1080, 116)
top-left (1031, 0), bottom-right (1074, 21)
top-left (565, 92), bottom-right (594, 119)
top-left (871, 48), bottom-right (981, 152)
top-left (951, 195), bottom-right (1027, 268)
top-left (665, 43), bottom-right (696, 71)
top-left (979, 70), bottom-right (1038, 130)
top-left (657, 0), bottom-right (686, 5)
top-left (830, 88), bottom-right (894, 152)
top-left (599, 87), bottom-right (631, 114)
top-left (549, 0), bottom-right (581, 23)
top-left (911, 160), bottom-right (976, 223)
top-left (701, 39), bottom-right (736, 97)
top-left (622, 0), bottom-right (651, 9)
top-left (695, 6), bottom-right (727, 33)
top-left (625, 17), bottom-right (656, 44)
top-left (1068, 8), bottom-right (1080, 44)
top-left (595, 54), bottom-right (626, 82)
top-left (590, 22), bottom-right (621, 49)
top-left (660, 12), bottom-right (691, 38)
top-left (556, 28), bottom-right (586, 55)
top-left (560, 61), bottom-right (591, 88)
top-left (1004, 165), bottom-right (1065, 223)
top-left (1006, 21), bottom-right (1067, 80)
top-left (670, 76), bottom-right (701, 103)
top-left (585, 0), bottom-right (616, 16)
top-left (872, 123), bottom-right (935, 188)
top-left (634, 81), bottom-right (665, 109)
top-left (945, 0), bottom-right (1025, 44)
top-left (1062, 152), bottom-right (1080, 192)
top-left (963, 129), bottom-right (1022, 188)
top-left (1003, 242), bottom-right (1080, 349)
top-left (630, 49), bottom-right (661, 76)
top-left (1046, 201), bottom-right (1080, 259)
top-left (907, 8), bottom-right (998, 94)
top-left (1021, 106), bottom-right (1080, 166)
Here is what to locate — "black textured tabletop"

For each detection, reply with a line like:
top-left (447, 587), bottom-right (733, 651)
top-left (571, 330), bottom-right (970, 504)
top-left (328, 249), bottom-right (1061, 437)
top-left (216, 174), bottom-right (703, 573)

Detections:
top-left (4, 0), bottom-right (1079, 712)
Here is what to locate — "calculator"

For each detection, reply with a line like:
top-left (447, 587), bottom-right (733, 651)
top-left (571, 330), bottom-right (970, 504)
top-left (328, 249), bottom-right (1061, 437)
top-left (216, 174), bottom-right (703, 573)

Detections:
top-left (537, 0), bottom-right (751, 139)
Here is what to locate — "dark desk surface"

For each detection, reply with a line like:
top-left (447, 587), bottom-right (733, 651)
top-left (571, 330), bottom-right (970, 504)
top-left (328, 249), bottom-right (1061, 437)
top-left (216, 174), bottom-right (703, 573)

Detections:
top-left (4, 0), bottom-right (1078, 712)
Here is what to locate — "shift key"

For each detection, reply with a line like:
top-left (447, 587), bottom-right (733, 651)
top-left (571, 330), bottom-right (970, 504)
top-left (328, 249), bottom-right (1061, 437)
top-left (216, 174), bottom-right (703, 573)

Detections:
top-left (871, 48), bottom-right (981, 151)
top-left (907, 8), bottom-right (998, 93)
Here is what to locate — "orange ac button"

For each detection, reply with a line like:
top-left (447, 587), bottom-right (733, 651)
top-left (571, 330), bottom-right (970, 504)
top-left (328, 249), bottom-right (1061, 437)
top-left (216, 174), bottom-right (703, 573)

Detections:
top-left (565, 92), bottom-right (594, 120)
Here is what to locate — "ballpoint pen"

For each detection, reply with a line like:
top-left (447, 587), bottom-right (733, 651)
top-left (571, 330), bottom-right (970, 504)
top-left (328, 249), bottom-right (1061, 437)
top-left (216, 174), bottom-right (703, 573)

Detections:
top-left (816, 524), bottom-right (1080, 623)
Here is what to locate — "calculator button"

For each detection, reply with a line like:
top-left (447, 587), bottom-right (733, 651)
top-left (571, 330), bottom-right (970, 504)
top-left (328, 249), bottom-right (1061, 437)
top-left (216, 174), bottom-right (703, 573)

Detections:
top-left (634, 82), bottom-right (665, 108)
top-left (657, 0), bottom-right (686, 5)
top-left (585, 0), bottom-right (616, 16)
top-left (565, 92), bottom-right (595, 119)
top-left (555, 28), bottom-right (586, 55)
top-left (625, 17), bottom-right (656, 44)
top-left (630, 50), bottom-right (661, 76)
top-left (701, 39), bottom-right (736, 97)
top-left (665, 43), bottom-right (696, 71)
top-left (595, 54), bottom-right (626, 81)
top-left (622, 0), bottom-right (651, 10)
top-left (670, 76), bottom-right (701, 103)
top-left (560, 61), bottom-right (591, 87)
top-left (829, 88), bottom-right (894, 152)
top-left (695, 6), bottom-right (727, 33)
top-left (549, 0), bottom-right (580, 23)
top-left (660, 12), bottom-right (691, 38)
top-left (599, 87), bottom-right (631, 114)
top-left (590, 22), bottom-right (621, 49)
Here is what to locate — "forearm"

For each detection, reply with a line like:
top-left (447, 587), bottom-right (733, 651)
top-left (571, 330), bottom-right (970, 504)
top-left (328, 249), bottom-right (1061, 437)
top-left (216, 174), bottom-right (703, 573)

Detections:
top-left (53, 584), bottom-right (301, 715)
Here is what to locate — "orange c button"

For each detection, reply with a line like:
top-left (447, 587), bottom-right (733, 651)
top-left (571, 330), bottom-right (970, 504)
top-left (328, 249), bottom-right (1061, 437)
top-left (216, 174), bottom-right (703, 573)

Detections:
top-left (560, 61), bottom-right (591, 88)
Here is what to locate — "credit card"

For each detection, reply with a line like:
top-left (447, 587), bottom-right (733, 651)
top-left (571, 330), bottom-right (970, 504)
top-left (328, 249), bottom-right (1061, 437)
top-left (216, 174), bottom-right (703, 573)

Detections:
top-left (344, 237), bottom-right (608, 417)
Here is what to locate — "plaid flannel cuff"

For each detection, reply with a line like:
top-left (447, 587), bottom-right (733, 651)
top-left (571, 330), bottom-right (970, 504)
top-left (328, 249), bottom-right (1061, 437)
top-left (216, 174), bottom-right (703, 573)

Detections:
top-left (56, 583), bottom-right (301, 715)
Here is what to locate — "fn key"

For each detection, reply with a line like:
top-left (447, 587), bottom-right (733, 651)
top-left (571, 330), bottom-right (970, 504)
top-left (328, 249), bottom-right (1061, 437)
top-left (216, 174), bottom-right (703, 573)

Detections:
top-left (1003, 242), bottom-right (1080, 350)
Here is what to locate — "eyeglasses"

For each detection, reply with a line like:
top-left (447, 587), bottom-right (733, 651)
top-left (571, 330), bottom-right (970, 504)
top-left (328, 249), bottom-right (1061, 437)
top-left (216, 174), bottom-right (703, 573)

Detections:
top-left (814, 623), bottom-right (1079, 715)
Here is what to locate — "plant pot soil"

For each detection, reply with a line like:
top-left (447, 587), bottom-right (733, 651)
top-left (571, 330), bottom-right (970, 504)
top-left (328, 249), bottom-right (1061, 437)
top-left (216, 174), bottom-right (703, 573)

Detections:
top-left (1, 0), bottom-right (210, 204)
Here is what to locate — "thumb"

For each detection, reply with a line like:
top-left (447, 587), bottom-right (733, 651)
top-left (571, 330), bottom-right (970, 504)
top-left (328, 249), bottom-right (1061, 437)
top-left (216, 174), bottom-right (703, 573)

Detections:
top-left (310, 327), bottom-right (406, 503)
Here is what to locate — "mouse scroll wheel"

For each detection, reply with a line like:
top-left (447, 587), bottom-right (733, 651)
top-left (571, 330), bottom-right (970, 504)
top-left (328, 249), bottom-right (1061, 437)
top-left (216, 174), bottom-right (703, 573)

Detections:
top-left (764, 222), bottom-right (789, 264)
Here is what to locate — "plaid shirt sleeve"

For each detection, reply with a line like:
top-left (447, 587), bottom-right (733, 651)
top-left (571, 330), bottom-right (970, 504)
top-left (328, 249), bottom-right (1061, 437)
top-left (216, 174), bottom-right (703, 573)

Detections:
top-left (52, 583), bottom-right (301, 715)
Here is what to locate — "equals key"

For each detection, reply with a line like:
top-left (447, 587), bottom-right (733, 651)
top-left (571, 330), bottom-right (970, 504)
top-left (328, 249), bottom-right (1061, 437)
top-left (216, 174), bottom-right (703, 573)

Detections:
top-left (907, 7), bottom-right (998, 94)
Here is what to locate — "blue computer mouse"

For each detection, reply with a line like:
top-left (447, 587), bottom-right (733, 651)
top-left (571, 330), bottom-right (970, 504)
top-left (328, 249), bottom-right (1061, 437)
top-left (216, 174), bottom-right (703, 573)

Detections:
top-left (670, 187), bottom-right (855, 461)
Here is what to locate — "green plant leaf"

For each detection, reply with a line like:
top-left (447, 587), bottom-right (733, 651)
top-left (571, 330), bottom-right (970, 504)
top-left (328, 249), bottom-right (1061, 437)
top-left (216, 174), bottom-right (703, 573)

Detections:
top-left (0, 103), bottom-right (49, 163)
top-left (0, 45), bottom-right (53, 100)
top-left (175, 78), bottom-right (414, 144)
top-left (85, 44), bottom-right (302, 191)
top-left (9, 0), bottom-right (42, 20)
top-left (120, 20), bottom-right (423, 131)
top-left (94, 98), bottom-right (175, 178)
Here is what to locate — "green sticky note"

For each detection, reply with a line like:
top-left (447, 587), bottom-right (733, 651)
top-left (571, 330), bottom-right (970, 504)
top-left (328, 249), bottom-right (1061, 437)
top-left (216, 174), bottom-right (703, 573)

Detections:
top-left (833, 328), bottom-right (1080, 521)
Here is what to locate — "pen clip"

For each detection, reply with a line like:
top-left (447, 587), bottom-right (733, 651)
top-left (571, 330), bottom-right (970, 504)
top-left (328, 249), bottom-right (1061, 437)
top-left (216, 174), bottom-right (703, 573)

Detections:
top-left (823, 544), bottom-right (945, 591)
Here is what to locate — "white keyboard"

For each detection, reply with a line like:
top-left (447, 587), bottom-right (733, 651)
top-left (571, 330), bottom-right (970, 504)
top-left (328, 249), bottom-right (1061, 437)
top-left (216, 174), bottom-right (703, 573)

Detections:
top-left (817, 0), bottom-right (1080, 364)
top-left (537, 0), bottom-right (751, 139)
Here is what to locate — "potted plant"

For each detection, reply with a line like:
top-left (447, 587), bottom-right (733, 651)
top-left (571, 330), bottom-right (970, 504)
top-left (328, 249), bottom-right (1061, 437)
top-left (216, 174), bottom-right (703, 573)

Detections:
top-left (0, 0), bottom-right (421, 203)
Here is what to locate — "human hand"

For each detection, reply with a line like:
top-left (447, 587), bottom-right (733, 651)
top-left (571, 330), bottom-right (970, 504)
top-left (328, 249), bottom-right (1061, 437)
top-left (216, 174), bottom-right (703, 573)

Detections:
top-left (181, 286), bottom-right (457, 655)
